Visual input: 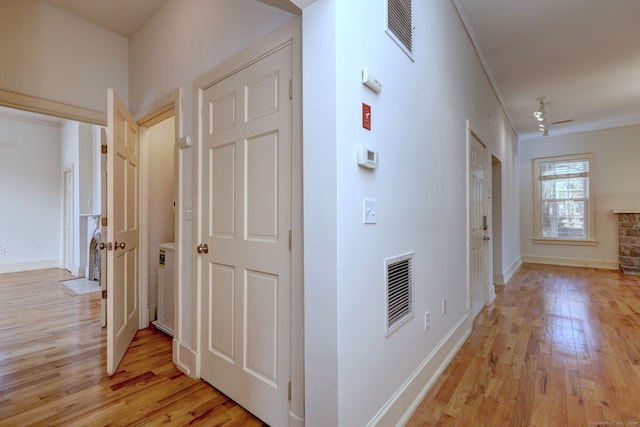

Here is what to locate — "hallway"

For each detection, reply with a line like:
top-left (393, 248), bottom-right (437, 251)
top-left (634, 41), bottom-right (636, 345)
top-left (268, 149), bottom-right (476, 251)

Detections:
top-left (408, 263), bottom-right (640, 426)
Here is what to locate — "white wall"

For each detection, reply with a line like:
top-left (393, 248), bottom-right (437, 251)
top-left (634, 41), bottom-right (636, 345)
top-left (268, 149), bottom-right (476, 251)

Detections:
top-left (0, 0), bottom-right (128, 113)
top-left (0, 115), bottom-right (62, 273)
top-left (302, 2), bottom-right (339, 425)
top-left (129, 0), bottom-right (296, 355)
top-left (302, 0), bottom-right (520, 425)
top-left (520, 125), bottom-right (640, 269)
top-left (146, 117), bottom-right (176, 316)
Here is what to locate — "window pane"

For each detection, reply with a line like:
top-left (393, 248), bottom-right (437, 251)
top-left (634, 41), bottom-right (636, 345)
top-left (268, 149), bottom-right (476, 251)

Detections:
top-left (541, 177), bottom-right (586, 200)
top-left (540, 160), bottom-right (588, 177)
top-left (541, 200), bottom-right (586, 239)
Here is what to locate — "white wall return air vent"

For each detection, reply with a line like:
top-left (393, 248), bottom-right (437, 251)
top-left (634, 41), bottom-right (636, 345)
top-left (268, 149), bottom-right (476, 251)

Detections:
top-left (386, 0), bottom-right (414, 61)
top-left (385, 252), bottom-right (415, 337)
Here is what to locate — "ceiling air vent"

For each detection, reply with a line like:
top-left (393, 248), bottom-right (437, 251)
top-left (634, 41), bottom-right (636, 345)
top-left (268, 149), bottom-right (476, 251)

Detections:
top-left (386, 0), bottom-right (414, 60)
top-left (385, 252), bottom-right (415, 337)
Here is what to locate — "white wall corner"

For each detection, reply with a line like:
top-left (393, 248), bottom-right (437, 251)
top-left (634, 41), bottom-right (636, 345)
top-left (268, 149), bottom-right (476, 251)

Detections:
top-left (367, 315), bottom-right (472, 426)
top-left (503, 257), bottom-right (522, 285)
top-left (173, 339), bottom-right (197, 378)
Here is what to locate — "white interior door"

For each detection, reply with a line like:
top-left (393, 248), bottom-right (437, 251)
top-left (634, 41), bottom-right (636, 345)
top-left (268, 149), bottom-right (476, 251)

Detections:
top-left (106, 89), bottom-right (140, 375)
top-left (198, 43), bottom-right (292, 426)
top-left (100, 128), bottom-right (108, 328)
top-left (469, 131), bottom-right (488, 320)
top-left (63, 168), bottom-right (73, 273)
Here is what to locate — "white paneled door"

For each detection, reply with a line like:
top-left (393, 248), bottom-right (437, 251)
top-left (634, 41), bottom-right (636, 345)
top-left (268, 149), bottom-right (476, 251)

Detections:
top-left (100, 128), bottom-right (107, 328)
top-left (198, 43), bottom-right (292, 426)
top-left (106, 89), bottom-right (140, 375)
top-left (469, 130), bottom-right (488, 320)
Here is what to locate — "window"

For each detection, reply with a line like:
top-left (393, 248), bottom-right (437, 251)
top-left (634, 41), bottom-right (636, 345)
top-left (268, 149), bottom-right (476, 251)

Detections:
top-left (533, 153), bottom-right (595, 243)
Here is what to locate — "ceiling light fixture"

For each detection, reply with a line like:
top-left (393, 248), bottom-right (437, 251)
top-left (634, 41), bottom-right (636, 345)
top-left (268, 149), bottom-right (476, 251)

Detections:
top-left (533, 97), bottom-right (549, 136)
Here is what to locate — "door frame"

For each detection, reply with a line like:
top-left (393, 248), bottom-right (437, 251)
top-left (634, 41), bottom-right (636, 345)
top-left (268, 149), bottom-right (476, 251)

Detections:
top-left (2, 91), bottom-right (186, 373)
top-left (193, 18), bottom-right (303, 425)
top-left (135, 88), bottom-right (186, 372)
top-left (465, 120), bottom-right (491, 320)
top-left (490, 154), bottom-right (503, 298)
top-left (63, 166), bottom-right (74, 273)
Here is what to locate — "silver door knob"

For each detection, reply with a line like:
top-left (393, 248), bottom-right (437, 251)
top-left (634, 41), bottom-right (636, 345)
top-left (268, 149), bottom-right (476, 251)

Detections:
top-left (197, 243), bottom-right (209, 254)
top-left (114, 241), bottom-right (126, 250)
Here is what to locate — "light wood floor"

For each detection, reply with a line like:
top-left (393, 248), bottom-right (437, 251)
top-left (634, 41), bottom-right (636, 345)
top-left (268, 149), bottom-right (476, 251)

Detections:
top-left (407, 263), bottom-right (640, 426)
top-left (0, 268), bottom-right (264, 426)
top-left (5, 265), bottom-right (640, 426)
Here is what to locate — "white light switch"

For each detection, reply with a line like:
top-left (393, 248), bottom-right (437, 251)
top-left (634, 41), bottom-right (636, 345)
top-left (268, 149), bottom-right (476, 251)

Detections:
top-left (364, 199), bottom-right (377, 224)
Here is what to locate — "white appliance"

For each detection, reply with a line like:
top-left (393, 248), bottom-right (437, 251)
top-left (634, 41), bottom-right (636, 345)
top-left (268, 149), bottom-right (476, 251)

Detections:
top-left (154, 242), bottom-right (175, 337)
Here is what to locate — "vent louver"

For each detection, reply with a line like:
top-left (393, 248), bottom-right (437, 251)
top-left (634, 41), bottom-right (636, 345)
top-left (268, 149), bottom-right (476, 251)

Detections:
top-left (387, 0), bottom-right (414, 59)
top-left (385, 252), bottom-right (415, 336)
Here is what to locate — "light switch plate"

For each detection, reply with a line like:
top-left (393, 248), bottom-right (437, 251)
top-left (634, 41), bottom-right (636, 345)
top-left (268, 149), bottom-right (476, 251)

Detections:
top-left (364, 199), bottom-right (376, 224)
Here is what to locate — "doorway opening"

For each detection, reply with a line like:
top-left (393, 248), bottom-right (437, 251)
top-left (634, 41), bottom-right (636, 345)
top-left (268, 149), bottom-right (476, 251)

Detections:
top-left (142, 116), bottom-right (176, 334)
top-left (0, 89), bottom-right (184, 376)
top-left (491, 155), bottom-right (503, 287)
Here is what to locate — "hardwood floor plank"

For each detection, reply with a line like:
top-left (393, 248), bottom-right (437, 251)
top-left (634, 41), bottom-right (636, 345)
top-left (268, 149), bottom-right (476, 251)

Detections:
top-left (407, 264), bottom-right (640, 426)
top-left (0, 268), bottom-right (265, 426)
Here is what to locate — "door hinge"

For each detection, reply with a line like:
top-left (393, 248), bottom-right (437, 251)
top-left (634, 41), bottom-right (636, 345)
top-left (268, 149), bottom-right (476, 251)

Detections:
top-left (101, 144), bottom-right (107, 154)
top-left (288, 381), bottom-right (292, 401)
top-left (288, 230), bottom-right (292, 251)
top-left (101, 290), bottom-right (107, 299)
top-left (289, 79), bottom-right (293, 100)
top-left (102, 217), bottom-right (108, 227)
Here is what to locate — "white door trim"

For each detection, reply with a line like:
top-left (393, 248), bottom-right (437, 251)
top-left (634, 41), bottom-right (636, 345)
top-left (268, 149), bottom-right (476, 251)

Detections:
top-left (0, 88), bottom-right (106, 125)
top-left (193, 18), bottom-right (303, 426)
top-left (465, 120), bottom-right (490, 322)
top-left (135, 88), bottom-right (191, 374)
top-left (63, 166), bottom-right (74, 274)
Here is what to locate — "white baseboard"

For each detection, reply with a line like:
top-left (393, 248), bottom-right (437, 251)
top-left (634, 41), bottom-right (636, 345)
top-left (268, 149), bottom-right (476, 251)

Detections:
top-left (0, 259), bottom-right (61, 274)
top-left (367, 315), bottom-right (472, 426)
top-left (503, 257), bottom-right (522, 284)
top-left (174, 339), bottom-right (197, 378)
top-left (493, 257), bottom-right (521, 286)
top-left (521, 255), bottom-right (617, 270)
top-left (290, 411), bottom-right (304, 427)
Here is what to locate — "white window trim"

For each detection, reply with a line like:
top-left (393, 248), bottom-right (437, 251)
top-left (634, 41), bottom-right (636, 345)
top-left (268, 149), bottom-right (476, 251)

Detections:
top-left (532, 153), bottom-right (596, 244)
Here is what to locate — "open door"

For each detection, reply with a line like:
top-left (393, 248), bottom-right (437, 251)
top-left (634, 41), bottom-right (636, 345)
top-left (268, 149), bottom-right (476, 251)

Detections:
top-left (100, 128), bottom-right (107, 328)
top-left (106, 89), bottom-right (141, 375)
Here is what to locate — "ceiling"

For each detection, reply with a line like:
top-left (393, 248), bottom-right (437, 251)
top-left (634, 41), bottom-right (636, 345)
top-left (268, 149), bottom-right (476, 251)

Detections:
top-left (36, 0), bottom-right (640, 140)
top-left (454, 0), bottom-right (640, 140)
top-left (41, 0), bottom-right (301, 37)
top-left (42, 0), bottom-right (168, 37)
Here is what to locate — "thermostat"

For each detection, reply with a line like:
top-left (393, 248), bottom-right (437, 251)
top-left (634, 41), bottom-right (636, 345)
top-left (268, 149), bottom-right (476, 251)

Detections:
top-left (357, 145), bottom-right (379, 169)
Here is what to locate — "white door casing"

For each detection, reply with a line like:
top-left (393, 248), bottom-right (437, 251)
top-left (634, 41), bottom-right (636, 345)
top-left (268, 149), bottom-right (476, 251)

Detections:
top-left (106, 89), bottom-right (140, 375)
top-left (469, 128), bottom-right (488, 320)
top-left (197, 41), bottom-right (293, 426)
top-left (63, 168), bottom-right (73, 273)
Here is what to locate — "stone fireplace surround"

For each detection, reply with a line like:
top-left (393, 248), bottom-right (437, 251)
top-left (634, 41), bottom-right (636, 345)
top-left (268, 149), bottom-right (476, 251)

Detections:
top-left (613, 210), bottom-right (640, 275)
